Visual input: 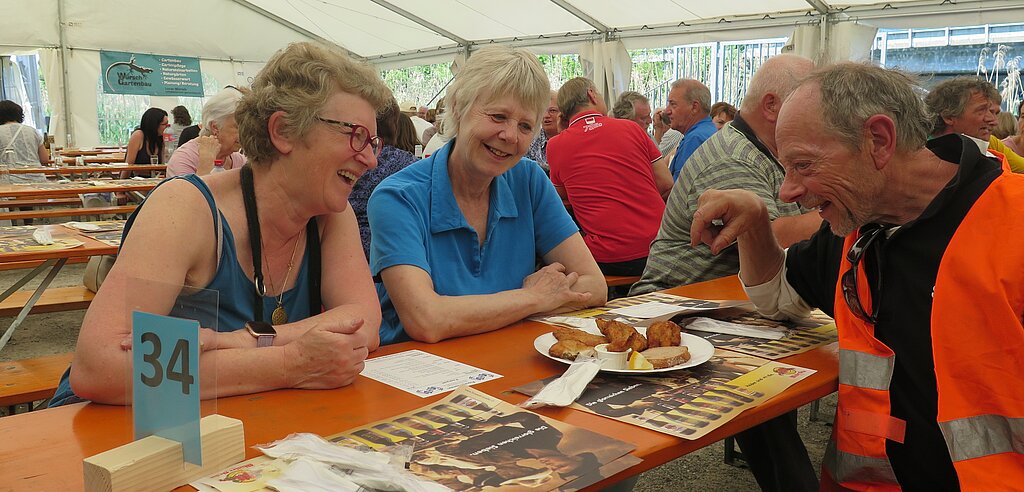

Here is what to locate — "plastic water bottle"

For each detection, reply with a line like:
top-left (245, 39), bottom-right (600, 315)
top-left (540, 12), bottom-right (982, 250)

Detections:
top-left (211, 159), bottom-right (225, 174)
top-left (53, 149), bottom-right (64, 167)
top-left (0, 149), bottom-right (13, 185)
top-left (414, 144), bottom-right (423, 158)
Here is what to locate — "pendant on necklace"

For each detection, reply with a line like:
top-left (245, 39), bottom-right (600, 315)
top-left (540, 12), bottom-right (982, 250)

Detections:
top-left (272, 305), bottom-right (288, 325)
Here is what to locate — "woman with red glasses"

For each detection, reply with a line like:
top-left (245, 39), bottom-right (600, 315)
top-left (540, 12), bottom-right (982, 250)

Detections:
top-left (52, 42), bottom-right (388, 406)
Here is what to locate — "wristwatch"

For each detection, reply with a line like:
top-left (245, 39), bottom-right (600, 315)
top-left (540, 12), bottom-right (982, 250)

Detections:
top-left (245, 321), bottom-right (277, 348)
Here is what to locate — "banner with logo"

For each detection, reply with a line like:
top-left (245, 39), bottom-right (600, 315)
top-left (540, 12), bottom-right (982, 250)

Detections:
top-left (101, 50), bottom-right (204, 97)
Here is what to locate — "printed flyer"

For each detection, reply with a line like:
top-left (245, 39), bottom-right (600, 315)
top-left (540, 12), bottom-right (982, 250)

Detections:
top-left (680, 308), bottom-right (837, 360)
top-left (534, 292), bottom-right (749, 328)
top-left (194, 387), bottom-right (639, 492)
top-left (516, 349), bottom-right (815, 441)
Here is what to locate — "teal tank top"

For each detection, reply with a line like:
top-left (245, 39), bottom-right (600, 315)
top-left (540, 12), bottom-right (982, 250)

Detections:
top-left (50, 174), bottom-right (315, 406)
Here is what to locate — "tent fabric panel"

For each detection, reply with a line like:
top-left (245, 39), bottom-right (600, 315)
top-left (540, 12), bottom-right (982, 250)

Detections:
top-left (1, 0), bottom-right (60, 48)
top-left (65, 49), bottom-right (102, 147)
top-left (60, 0), bottom-right (317, 62)
top-left (385, 0), bottom-right (593, 43)
top-left (247, 0), bottom-right (457, 58)
top-left (675, 1), bottom-right (819, 21)
top-left (619, 25), bottom-right (797, 53)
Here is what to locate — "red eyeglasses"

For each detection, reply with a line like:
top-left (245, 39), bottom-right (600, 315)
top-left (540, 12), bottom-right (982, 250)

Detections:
top-left (315, 116), bottom-right (383, 157)
top-left (840, 225), bottom-right (889, 324)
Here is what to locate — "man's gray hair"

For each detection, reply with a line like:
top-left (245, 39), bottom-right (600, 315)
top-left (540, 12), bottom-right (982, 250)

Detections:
top-left (740, 54), bottom-right (815, 114)
top-left (924, 77), bottom-right (1001, 135)
top-left (611, 91), bottom-right (649, 120)
top-left (440, 45), bottom-right (550, 140)
top-left (803, 63), bottom-right (931, 154)
top-left (557, 77), bottom-right (598, 120)
top-left (669, 79), bottom-right (711, 114)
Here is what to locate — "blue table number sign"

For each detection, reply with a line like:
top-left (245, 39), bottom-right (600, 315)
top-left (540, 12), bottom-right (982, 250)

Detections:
top-left (132, 311), bottom-right (202, 465)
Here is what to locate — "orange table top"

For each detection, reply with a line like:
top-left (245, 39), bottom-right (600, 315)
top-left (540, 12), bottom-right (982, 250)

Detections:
top-left (0, 276), bottom-right (838, 490)
top-left (0, 225), bottom-right (118, 263)
top-left (10, 165), bottom-right (165, 175)
top-left (0, 178), bottom-right (161, 199)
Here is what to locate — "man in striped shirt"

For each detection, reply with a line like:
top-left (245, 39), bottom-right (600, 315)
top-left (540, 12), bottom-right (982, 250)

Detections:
top-left (631, 55), bottom-right (821, 295)
top-left (631, 54), bottom-right (823, 492)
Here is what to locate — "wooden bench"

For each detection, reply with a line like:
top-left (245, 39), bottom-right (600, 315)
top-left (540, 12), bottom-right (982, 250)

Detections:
top-left (0, 286), bottom-right (95, 317)
top-left (605, 275), bottom-right (641, 287)
top-left (0, 352), bottom-right (73, 412)
top-left (1, 198), bottom-right (82, 208)
top-left (0, 205), bottom-right (136, 221)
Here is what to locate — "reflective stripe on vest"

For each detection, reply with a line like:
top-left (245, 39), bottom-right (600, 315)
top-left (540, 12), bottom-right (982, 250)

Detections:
top-left (838, 349), bottom-right (894, 391)
top-left (939, 414), bottom-right (1024, 462)
top-left (824, 438), bottom-right (900, 486)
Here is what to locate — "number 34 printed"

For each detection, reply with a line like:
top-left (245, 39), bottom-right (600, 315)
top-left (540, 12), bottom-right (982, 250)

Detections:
top-left (138, 332), bottom-right (196, 395)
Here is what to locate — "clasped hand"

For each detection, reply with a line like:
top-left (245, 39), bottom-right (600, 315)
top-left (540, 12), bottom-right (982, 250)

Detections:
top-left (522, 262), bottom-right (591, 313)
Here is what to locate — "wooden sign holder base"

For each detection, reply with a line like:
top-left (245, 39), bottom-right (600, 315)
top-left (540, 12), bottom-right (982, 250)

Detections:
top-left (84, 414), bottom-right (245, 492)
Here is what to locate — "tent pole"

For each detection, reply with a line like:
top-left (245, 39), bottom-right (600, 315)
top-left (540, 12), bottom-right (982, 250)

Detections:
top-left (57, 0), bottom-right (73, 147)
top-left (819, 14), bottom-right (832, 64)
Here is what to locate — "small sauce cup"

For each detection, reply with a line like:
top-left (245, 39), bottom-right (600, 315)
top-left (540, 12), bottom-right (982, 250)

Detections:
top-left (594, 343), bottom-right (629, 370)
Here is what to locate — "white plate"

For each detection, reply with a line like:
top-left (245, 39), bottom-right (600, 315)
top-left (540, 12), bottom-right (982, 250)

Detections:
top-left (534, 327), bottom-right (715, 374)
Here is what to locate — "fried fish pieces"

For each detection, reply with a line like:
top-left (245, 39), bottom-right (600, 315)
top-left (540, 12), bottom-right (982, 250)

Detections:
top-left (598, 319), bottom-right (648, 352)
top-left (647, 320), bottom-right (682, 348)
top-left (548, 339), bottom-right (592, 360)
top-left (608, 331), bottom-right (648, 353)
top-left (552, 327), bottom-right (608, 347)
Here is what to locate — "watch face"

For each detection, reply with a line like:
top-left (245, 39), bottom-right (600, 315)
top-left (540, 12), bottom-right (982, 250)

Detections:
top-left (246, 321), bottom-right (276, 336)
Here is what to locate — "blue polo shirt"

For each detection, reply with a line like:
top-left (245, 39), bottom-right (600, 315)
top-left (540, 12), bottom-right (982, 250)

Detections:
top-left (368, 139), bottom-right (579, 345)
top-left (668, 116), bottom-right (717, 180)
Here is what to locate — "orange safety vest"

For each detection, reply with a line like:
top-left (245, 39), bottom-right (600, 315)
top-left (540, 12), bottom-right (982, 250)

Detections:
top-left (823, 159), bottom-right (1024, 491)
top-left (990, 148), bottom-right (1011, 173)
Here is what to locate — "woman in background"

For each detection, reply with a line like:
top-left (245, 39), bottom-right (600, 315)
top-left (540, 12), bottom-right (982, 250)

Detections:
top-left (168, 87), bottom-right (247, 176)
top-left (125, 107), bottom-right (169, 165)
top-left (992, 110), bottom-right (1017, 140)
top-left (349, 101), bottom-right (419, 259)
top-left (710, 101), bottom-right (737, 130)
top-left (0, 100), bottom-right (48, 183)
top-left (394, 113), bottom-right (421, 153)
top-left (170, 106), bottom-right (192, 142)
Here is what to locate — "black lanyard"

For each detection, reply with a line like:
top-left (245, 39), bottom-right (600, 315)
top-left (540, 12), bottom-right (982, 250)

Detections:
top-left (239, 165), bottom-right (322, 322)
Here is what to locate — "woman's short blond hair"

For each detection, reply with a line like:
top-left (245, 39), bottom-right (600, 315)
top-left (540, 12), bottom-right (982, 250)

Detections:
top-left (236, 42), bottom-right (393, 164)
top-left (439, 45), bottom-right (550, 140)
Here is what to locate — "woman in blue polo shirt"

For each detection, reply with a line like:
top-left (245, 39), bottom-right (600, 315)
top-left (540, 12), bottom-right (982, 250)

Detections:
top-left (368, 45), bottom-right (606, 345)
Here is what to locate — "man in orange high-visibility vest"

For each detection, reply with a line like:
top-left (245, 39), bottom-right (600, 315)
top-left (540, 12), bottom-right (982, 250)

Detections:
top-left (691, 63), bottom-right (1024, 491)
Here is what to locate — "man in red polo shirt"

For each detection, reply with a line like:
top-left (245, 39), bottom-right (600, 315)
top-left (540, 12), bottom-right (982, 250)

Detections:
top-left (546, 77), bottom-right (673, 276)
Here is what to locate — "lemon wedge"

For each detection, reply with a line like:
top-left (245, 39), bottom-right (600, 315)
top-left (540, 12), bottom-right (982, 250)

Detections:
top-left (628, 350), bottom-right (654, 370)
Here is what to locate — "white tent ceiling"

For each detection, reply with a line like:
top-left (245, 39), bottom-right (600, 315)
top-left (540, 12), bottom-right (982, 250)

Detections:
top-left (6, 0), bottom-right (1024, 67)
top-left (3, 0), bottom-right (1024, 146)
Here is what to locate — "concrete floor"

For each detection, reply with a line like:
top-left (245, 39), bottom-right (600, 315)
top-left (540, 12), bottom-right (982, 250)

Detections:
top-left (0, 265), bottom-right (838, 491)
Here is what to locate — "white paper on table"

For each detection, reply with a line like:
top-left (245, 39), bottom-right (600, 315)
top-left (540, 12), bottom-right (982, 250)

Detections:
top-left (521, 356), bottom-right (602, 408)
top-left (360, 349), bottom-right (501, 397)
top-left (684, 317), bottom-right (787, 340)
top-left (266, 457), bottom-right (362, 492)
top-left (31, 228), bottom-right (53, 245)
top-left (539, 316), bottom-right (599, 331)
top-left (256, 433), bottom-right (388, 471)
top-left (607, 301), bottom-right (690, 319)
top-left (64, 221), bottom-right (100, 231)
